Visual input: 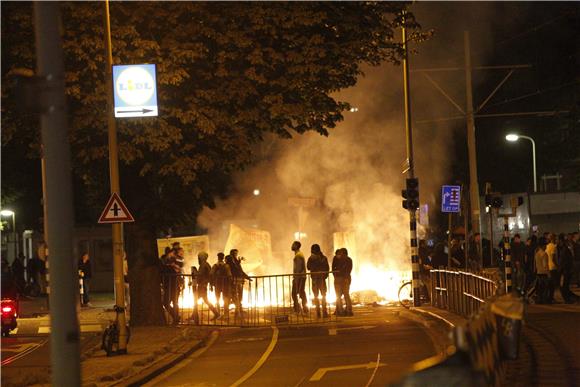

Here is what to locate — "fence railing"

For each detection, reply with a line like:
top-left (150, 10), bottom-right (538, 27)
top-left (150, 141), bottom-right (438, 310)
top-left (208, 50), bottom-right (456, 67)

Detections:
top-left (430, 268), bottom-right (499, 318)
top-left (161, 271), bottom-right (340, 327)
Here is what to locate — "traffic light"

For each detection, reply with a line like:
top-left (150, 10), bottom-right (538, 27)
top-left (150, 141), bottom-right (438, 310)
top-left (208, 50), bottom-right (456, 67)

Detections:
top-left (402, 178), bottom-right (419, 210)
top-left (491, 196), bottom-right (503, 209)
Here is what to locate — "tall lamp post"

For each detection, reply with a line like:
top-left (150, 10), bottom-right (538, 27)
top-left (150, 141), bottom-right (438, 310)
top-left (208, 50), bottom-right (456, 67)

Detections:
top-left (506, 134), bottom-right (537, 193)
top-left (1, 210), bottom-right (17, 258)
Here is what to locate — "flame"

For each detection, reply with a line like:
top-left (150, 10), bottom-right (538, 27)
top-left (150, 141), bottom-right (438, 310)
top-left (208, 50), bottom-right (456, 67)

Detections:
top-left (176, 265), bottom-right (411, 311)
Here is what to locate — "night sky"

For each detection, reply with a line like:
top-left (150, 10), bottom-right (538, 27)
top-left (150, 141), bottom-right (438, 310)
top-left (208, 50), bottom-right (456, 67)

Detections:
top-left (1, 2), bottom-right (578, 233)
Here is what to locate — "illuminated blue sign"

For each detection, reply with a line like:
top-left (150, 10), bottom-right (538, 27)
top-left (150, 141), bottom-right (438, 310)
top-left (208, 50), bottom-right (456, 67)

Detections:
top-left (112, 64), bottom-right (158, 118)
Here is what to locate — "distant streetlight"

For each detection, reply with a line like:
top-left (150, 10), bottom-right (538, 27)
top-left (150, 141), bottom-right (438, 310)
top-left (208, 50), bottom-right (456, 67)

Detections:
top-left (349, 107), bottom-right (359, 113)
top-left (253, 189), bottom-right (260, 196)
top-left (1, 209), bottom-right (17, 257)
top-left (0, 209), bottom-right (16, 231)
top-left (505, 133), bottom-right (537, 192)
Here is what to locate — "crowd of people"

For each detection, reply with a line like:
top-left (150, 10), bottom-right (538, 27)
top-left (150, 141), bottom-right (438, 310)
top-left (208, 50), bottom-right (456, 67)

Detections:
top-left (158, 240), bottom-right (355, 324)
top-left (419, 231), bottom-right (580, 305)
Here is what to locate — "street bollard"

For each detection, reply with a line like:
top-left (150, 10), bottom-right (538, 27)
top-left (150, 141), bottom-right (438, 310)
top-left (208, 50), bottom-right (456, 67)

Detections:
top-left (491, 293), bottom-right (524, 360)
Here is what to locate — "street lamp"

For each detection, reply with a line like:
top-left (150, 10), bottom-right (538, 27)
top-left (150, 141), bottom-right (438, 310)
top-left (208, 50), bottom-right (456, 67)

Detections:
top-left (0, 209), bottom-right (16, 231)
top-left (1, 209), bottom-right (17, 258)
top-left (506, 133), bottom-right (537, 193)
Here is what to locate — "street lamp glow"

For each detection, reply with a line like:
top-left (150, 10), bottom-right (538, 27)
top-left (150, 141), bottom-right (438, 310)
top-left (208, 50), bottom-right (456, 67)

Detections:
top-left (253, 189), bottom-right (260, 196)
top-left (505, 133), bottom-right (537, 192)
top-left (349, 107), bottom-right (359, 113)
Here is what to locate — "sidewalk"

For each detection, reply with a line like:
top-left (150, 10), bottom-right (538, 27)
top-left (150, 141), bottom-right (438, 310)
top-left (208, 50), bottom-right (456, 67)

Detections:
top-left (9, 293), bottom-right (213, 387)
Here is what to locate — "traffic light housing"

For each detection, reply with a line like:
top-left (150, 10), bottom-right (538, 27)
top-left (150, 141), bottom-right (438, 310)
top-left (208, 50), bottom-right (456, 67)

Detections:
top-left (402, 178), bottom-right (419, 210)
top-left (491, 196), bottom-right (503, 209)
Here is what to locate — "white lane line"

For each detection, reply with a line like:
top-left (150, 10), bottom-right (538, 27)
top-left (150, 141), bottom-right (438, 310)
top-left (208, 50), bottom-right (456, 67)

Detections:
top-left (142, 330), bottom-right (220, 387)
top-left (364, 353), bottom-right (381, 387)
top-left (80, 324), bottom-right (103, 332)
top-left (1, 339), bottom-right (48, 366)
top-left (309, 361), bottom-right (386, 382)
top-left (328, 325), bottom-right (375, 336)
top-left (230, 326), bottom-right (279, 387)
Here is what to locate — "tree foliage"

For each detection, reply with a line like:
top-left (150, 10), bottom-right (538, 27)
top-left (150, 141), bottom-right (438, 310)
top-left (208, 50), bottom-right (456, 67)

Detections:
top-left (2, 2), bottom-right (423, 325)
top-left (2, 2), bottom-right (421, 229)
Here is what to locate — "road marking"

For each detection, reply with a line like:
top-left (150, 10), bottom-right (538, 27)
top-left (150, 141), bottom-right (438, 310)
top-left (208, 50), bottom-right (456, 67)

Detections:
top-left (309, 361), bottom-right (387, 381)
top-left (80, 324), bottom-right (102, 332)
top-left (328, 325), bottom-right (375, 335)
top-left (364, 353), bottom-right (381, 387)
top-left (1, 339), bottom-right (48, 366)
top-left (35, 324), bottom-right (104, 335)
top-left (230, 326), bottom-right (279, 387)
top-left (226, 337), bottom-right (265, 344)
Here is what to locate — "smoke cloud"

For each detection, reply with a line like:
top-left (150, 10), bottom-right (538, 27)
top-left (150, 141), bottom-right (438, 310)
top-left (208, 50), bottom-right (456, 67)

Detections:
top-left (198, 3), bottom-right (504, 296)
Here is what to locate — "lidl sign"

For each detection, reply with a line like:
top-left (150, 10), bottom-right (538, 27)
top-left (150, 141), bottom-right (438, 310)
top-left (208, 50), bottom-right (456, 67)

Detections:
top-left (112, 64), bottom-right (158, 118)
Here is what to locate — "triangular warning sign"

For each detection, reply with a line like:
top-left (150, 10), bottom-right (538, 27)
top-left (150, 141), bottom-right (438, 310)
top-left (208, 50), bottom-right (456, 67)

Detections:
top-left (98, 193), bottom-right (135, 223)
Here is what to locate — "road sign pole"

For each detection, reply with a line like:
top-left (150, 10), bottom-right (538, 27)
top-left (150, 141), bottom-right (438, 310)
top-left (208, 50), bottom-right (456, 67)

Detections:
top-left (447, 213), bottom-right (452, 267)
top-left (104, 0), bottom-right (128, 353)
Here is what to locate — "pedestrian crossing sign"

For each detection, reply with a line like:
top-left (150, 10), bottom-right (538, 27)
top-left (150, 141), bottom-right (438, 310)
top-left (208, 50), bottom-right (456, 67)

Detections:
top-left (98, 193), bottom-right (135, 223)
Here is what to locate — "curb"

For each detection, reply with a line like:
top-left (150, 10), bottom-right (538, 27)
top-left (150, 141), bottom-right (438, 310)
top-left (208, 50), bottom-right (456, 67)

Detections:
top-left (399, 309), bottom-right (453, 355)
top-left (410, 307), bottom-right (462, 328)
top-left (117, 328), bottom-right (215, 387)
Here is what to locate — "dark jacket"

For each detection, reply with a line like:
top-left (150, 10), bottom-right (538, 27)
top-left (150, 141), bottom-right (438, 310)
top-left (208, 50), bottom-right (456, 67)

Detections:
top-left (226, 255), bottom-right (250, 280)
top-left (332, 256), bottom-right (352, 280)
top-left (558, 242), bottom-right (574, 271)
top-left (307, 253), bottom-right (329, 280)
top-left (78, 259), bottom-right (92, 279)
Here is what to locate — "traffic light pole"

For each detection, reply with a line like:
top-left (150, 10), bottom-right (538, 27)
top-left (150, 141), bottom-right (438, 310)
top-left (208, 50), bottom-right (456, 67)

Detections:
top-left (402, 16), bottom-right (421, 307)
top-left (104, 0), bottom-right (128, 353)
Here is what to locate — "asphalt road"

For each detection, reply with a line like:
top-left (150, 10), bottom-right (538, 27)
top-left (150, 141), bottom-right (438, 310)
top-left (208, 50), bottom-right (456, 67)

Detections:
top-left (146, 306), bottom-right (443, 387)
top-left (1, 331), bottom-right (100, 386)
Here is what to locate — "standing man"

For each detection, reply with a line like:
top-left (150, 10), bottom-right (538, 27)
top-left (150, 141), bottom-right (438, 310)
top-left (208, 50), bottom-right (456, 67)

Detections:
top-left (162, 248), bottom-right (184, 324)
top-left (211, 252), bottom-right (232, 316)
top-left (78, 252), bottom-right (92, 307)
top-left (226, 249), bottom-right (251, 318)
top-left (196, 252), bottom-right (220, 320)
top-left (307, 244), bottom-right (329, 318)
top-left (291, 241), bottom-right (308, 314)
top-left (557, 234), bottom-right (575, 303)
top-left (534, 242), bottom-right (549, 304)
top-left (333, 248), bottom-right (353, 316)
top-left (511, 234), bottom-right (527, 293)
top-left (546, 233), bottom-right (558, 303)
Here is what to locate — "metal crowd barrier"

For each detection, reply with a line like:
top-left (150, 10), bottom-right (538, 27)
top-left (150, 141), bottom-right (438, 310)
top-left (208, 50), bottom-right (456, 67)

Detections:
top-left (161, 271), bottom-right (338, 327)
top-left (430, 268), bottom-right (498, 318)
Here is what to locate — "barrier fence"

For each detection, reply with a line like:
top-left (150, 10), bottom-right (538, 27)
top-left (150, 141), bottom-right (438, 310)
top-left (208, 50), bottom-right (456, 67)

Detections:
top-left (430, 268), bottom-right (498, 318)
top-left (161, 272), bottom-right (340, 327)
top-left (396, 268), bottom-right (522, 387)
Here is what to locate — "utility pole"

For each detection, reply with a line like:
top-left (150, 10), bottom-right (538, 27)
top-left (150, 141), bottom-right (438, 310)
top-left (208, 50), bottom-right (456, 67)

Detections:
top-left (104, 0), bottom-right (128, 354)
top-left (34, 3), bottom-right (81, 385)
top-left (411, 32), bottom-right (533, 271)
top-left (401, 16), bottom-right (421, 307)
top-left (464, 32), bottom-right (481, 240)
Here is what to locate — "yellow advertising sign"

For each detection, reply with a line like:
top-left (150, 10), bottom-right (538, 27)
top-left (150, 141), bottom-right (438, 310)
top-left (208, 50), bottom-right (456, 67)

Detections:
top-left (156, 235), bottom-right (210, 269)
top-left (223, 224), bottom-right (271, 273)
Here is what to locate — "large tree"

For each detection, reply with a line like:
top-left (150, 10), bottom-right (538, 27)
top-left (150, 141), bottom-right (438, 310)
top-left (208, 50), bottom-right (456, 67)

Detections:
top-left (2, 2), bottom-right (423, 324)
